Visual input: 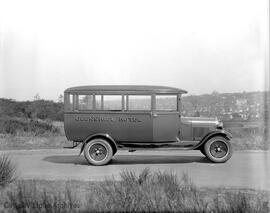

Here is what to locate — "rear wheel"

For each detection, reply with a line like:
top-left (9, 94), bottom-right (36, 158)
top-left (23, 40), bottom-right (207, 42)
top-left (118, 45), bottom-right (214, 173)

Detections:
top-left (203, 136), bottom-right (232, 163)
top-left (84, 138), bottom-right (113, 166)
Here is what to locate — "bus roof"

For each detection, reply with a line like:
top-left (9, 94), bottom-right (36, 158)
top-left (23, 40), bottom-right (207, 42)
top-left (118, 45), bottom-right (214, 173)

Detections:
top-left (65, 85), bottom-right (188, 94)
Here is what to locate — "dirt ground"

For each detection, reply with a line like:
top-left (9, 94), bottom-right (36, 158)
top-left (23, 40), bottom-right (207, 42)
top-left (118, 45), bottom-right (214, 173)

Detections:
top-left (1, 149), bottom-right (269, 190)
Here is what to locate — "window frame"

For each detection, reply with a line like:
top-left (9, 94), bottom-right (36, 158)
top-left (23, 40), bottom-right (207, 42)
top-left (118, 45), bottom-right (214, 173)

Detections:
top-left (64, 93), bottom-right (74, 111)
top-left (127, 94), bottom-right (152, 111)
top-left (66, 92), bottom-right (182, 113)
top-left (102, 94), bottom-right (123, 111)
top-left (94, 94), bottom-right (103, 110)
top-left (154, 94), bottom-right (178, 112)
top-left (78, 94), bottom-right (94, 110)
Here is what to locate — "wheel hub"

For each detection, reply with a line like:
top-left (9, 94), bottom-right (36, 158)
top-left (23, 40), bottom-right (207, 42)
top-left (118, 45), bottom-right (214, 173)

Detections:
top-left (95, 149), bottom-right (102, 155)
top-left (215, 146), bottom-right (222, 152)
top-left (210, 141), bottom-right (228, 158)
top-left (89, 143), bottom-right (107, 161)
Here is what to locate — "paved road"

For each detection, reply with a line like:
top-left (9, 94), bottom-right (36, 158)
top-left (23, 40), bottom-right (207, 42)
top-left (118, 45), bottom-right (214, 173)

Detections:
top-left (1, 149), bottom-right (269, 190)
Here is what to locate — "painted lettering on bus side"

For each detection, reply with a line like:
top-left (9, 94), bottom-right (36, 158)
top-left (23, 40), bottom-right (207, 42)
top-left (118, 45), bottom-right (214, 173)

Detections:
top-left (75, 116), bottom-right (142, 123)
top-left (118, 117), bottom-right (142, 122)
top-left (75, 116), bottom-right (114, 122)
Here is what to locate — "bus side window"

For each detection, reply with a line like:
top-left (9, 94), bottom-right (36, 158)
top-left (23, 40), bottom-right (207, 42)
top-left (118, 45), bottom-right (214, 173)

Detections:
top-left (123, 95), bottom-right (127, 111)
top-left (103, 95), bottom-right (122, 111)
top-left (65, 94), bottom-right (73, 111)
top-left (128, 95), bottom-right (151, 111)
top-left (78, 95), bottom-right (93, 110)
top-left (95, 95), bottom-right (102, 110)
top-left (156, 95), bottom-right (177, 111)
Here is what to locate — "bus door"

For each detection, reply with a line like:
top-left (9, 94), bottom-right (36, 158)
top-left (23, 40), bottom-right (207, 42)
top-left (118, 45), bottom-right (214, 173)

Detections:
top-left (153, 95), bottom-right (180, 142)
top-left (120, 95), bottom-right (153, 142)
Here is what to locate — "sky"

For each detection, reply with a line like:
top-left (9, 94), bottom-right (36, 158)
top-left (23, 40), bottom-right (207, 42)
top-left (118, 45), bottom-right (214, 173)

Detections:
top-left (0, 0), bottom-right (269, 101)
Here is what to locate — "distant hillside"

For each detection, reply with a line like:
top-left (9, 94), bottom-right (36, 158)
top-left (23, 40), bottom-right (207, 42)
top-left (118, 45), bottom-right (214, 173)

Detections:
top-left (0, 99), bottom-right (64, 121)
top-left (182, 91), bottom-right (269, 121)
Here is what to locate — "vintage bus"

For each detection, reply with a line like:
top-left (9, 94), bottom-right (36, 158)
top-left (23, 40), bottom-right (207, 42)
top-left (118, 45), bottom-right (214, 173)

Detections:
top-left (64, 85), bottom-right (232, 165)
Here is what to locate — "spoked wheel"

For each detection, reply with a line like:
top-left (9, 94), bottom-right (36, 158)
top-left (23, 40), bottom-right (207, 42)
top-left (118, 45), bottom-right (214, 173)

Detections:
top-left (203, 136), bottom-right (232, 163)
top-left (84, 138), bottom-right (113, 166)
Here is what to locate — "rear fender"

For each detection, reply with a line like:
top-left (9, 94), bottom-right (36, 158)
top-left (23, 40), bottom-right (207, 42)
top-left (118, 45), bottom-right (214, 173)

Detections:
top-left (193, 129), bottom-right (232, 150)
top-left (79, 133), bottom-right (117, 155)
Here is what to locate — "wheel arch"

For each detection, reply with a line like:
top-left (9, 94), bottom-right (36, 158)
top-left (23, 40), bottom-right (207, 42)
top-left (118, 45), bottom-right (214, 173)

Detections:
top-left (79, 133), bottom-right (117, 155)
top-left (193, 129), bottom-right (232, 150)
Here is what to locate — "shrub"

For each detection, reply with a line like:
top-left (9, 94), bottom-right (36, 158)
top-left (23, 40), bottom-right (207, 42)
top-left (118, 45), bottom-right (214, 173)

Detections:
top-left (0, 155), bottom-right (16, 188)
top-left (2, 170), bottom-right (269, 212)
top-left (212, 191), bottom-right (270, 213)
top-left (6, 180), bottom-right (78, 213)
top-left (0, 98), bottom-right (64, 121)
top-left (0, 118), bottom-right (60, 136)
top-left (87, 169), bottom-right (269, 212)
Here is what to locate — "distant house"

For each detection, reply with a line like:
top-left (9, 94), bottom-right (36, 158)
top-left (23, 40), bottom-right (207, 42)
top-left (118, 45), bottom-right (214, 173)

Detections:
top-left (250, 112), bottom-right (260, 120)
top-left (236, 99), bottom-right (247, 106)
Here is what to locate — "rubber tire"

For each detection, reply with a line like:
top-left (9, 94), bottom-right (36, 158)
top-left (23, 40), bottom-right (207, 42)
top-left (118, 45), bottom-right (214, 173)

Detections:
top-left (84, 138), bottom-right (113, 166)
top-left (203, 136), bottom-right (232, 163)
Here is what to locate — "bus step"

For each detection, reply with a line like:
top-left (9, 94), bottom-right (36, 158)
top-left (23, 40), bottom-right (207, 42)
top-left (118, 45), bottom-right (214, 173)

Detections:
top-left (64, 142), bottom-right (80, 149)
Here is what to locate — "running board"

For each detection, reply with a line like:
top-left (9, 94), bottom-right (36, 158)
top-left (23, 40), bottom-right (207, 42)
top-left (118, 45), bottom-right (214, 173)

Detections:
top-left (118, 141), bottom-right (200, 150)
top-left (64, 141), bottom-right (81, 149)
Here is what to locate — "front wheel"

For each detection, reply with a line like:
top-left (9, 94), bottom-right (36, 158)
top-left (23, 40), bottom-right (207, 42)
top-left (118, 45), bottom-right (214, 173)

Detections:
top-left (84, 138), bottom-right (113, 166)
top-left (203, 136), bottom-right (232, 163)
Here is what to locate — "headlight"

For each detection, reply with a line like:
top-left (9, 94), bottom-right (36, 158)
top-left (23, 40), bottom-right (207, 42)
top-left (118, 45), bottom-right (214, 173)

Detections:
top-left (217, 121), bottom-right (223, 129)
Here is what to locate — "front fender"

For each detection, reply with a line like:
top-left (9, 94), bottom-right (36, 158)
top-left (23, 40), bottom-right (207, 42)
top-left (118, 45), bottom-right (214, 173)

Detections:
top-left (193, 129), bottom-right (232, 150)
top-left (79, 133), bottom-right (117, 155)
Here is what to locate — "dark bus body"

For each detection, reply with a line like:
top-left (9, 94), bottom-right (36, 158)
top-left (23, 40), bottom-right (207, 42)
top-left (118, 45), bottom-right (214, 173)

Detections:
top-left (64, 85), bottom-right (232, 165)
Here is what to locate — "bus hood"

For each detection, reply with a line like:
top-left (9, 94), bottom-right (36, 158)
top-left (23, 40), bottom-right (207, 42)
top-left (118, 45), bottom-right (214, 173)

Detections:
top-left (181, 116), bottom-right (221, 128)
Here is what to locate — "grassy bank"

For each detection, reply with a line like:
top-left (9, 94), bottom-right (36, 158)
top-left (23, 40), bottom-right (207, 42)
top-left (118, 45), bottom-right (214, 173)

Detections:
top-left (0, 117), bottom-right (61, 136)
top-left (0, 169), bottom-right (269, 213)
top-left (0, 135), bottom-right (68, 150)
top-left (231, 136), bottom-right (268, 150)
top-left (0, 118), bottom-right (69, 150)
